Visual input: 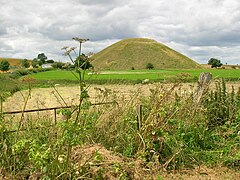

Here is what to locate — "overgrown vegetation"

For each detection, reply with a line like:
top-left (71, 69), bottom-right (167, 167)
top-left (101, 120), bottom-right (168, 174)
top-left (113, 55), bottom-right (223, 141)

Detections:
top-left (1, 77), bottom-right (240, 179)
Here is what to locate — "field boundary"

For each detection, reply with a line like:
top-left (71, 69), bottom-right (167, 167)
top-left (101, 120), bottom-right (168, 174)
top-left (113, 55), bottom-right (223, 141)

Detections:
top-left (1, 101), bottom-right (116, 133)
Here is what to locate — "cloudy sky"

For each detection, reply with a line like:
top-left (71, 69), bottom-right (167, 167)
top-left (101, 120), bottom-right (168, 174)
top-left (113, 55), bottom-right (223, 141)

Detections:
top-left (0, 0), bottom-right (240, 64)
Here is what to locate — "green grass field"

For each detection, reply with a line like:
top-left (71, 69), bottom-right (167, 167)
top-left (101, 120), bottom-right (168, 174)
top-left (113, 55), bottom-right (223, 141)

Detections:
top-left (27, 69), bottom-right (240, 82)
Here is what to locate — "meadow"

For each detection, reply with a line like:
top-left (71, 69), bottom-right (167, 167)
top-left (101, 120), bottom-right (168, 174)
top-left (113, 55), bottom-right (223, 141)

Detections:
top-left (28, 68), bottom-right (240, 82)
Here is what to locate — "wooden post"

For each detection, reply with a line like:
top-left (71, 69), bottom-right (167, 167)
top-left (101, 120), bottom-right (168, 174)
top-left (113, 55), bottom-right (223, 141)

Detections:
top-left (54, 109), bottom-right (57, 125)
top-left (136, 104), bottom-right (142, 130)
top-left (0, 96), bottom-right (3, 114)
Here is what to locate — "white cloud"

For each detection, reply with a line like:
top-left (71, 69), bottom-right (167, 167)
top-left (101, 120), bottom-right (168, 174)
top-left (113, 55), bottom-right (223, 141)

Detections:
top-left (0, 0), bottom-right (240, 64)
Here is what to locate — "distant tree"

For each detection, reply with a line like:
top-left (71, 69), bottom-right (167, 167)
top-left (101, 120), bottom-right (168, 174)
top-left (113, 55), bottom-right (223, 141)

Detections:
top-left (46, 59), bottom-right (54, 63)
top-left (208, 58), bottom-right (222, 68)
top-left (74, 54), bottom-right (93, 70)
top-left (0, 60), bottom-right (10, 71)
top-left (37, 53), bottom-right (47, 64)
top-left (51, 62), bottom-right (64, 69)
top-left (146, 63), bottom-right (154, 69)
top-left (32, 58), bottom-right (39, 68)
top-left (21, 59), bottom-right (30, 68)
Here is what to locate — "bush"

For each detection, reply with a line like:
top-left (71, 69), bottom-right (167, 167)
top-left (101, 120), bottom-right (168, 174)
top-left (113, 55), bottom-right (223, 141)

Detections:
top-left (146, 63), bottom-right (154, 69)
top-left (21, 59), bottom-right (30, 68)
top-left (9, 68), bottom-right (54, 79)
top-left (46, 60), bottom-right (54, 63)
top-left (51, 62), bottom-right (64, 69)
top-left (0, 60), bottom-right (10, 71)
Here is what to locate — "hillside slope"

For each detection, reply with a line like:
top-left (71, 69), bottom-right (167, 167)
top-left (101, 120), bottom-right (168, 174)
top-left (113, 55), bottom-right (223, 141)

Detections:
top-left (0, 57), bottom-right (30, 67)
top-left (92, 38), bottom-right (201, 70)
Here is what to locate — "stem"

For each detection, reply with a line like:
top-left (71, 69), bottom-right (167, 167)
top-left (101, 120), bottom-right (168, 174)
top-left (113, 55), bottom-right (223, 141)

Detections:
top-left (65, 145), bottom-right (72, 178)
top-left (18, 84), bottom-right (31, 130)
top-left (79, 42), bottom-right (82, 57)
top-left (52, 86), bottom-right (68, 106)
top-left (75, 70), bottom-right (83, 124)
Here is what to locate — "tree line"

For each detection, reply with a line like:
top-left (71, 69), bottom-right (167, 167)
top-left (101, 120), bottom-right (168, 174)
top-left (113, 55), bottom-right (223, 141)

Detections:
top-left (0, 53), bottom-right (93, 72)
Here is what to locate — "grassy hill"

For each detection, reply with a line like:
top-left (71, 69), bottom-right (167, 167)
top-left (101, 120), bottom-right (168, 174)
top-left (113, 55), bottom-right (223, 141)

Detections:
top-left (92, 38), bottom-right (202, 70)
top-left (0, 57), bottom-right (31, 67)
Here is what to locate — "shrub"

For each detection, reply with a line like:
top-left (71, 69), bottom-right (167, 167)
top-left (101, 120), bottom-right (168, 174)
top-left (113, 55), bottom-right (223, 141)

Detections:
top-left (21, 59), bottom-right (30, 68)
top-left (146, 63), bottom-right (154, 69)
top-left (203, 79), bottom-right (240, 128)
top-left (0, 60), bottom-right (10, 71)
top-left (51, 62), bottom-right (64, 69)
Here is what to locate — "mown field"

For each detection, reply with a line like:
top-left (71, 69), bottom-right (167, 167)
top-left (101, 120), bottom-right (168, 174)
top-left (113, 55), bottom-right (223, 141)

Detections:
top-left (28, 69), bottom-right (240, 82)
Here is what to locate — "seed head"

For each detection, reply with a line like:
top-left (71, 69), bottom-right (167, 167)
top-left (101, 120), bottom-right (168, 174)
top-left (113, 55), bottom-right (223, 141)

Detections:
top-left (72, 37), bottom-right (89, 43)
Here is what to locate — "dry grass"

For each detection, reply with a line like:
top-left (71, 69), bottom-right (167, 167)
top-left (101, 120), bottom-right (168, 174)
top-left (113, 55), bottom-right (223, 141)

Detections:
top-left (3, 82), bottom-right (240, 112)
top-left (70, 144), bottom-right (240, 180)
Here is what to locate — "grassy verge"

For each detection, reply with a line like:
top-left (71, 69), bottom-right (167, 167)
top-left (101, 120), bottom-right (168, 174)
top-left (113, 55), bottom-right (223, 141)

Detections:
top-left (0, 74), bottom-right (22, 95)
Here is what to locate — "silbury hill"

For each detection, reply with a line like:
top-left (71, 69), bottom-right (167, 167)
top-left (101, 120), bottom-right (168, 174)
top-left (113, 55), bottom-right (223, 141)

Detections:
top-left (92, 38), bottom-right (201, 70)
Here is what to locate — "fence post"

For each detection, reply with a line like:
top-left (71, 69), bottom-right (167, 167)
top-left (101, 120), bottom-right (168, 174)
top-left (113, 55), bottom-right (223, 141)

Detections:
top-left (136, 104), bottom-right (142, 130)
top-left (196, 72), bottom-right (212, 103)
top-left (0, 96), bottom-right (3, 115)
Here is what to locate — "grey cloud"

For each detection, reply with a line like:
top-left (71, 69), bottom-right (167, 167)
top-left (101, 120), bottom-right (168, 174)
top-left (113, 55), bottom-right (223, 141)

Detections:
top-left (32, 2), bottom-right (140, 41)
top-left (0, 27), bottom-right (7, 36)
top-left (75, 0), bottom-right (127, 6)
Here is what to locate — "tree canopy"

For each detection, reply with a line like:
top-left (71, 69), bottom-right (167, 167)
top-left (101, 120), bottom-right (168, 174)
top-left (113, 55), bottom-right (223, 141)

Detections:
top-left (37, 53), bottom-right (47, 64)
top-left (32, 58), bottom-right (39, 68)
top-left (21, 59), bottom-right (30, 68)
top-left (208, 58), bottom-right (222, 68)
top-left (146, 63), bottom-right (154, 69)
top-left (0, 60), bottom-right (10, 71)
